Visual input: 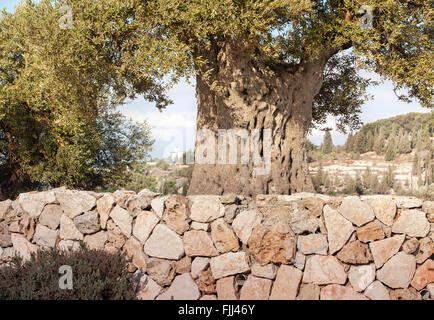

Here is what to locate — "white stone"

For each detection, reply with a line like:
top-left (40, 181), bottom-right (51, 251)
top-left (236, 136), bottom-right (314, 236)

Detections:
top-left (294, 252), bottom-right (306, 270)
top-left (188, 195), bottom-right (225, 223)
top-left (144, 224), bottom-right (184, 260)
top-left (392, 210), bottom-right (430, 237)
top-left (33, 224), bottom-right (58, 248)
top-left (156, 273), bottom-right (200, 300)
top-left (96, 194), bottom-right (115, 229)
top-left (338, 197), bottom-right (375, 227)
top-left (251, 262), bottom-right (277, 279)
top-left (297, 234), bottom-right (328, 255)
top-left (56, 190), bottom-right (96, 218)
top-left (377, 252), bottom-right (416, 289)
top-left (210, 252), bottom-right (250, 279)
top-left (58, 239), bottom-right (80, 252)
top-left (191, 257), bottom-right (210, 279)
top-left (11, 233), bottom-right (38, 262)
top-left (18, 191), bottom-right (56, 217)
top-left (136, 274), bottom-right (163, 300)
top-left (133, 211), bottom-right (159, 243)
top-left (110, 205), bottom-right (132, 237)
top-left (191, 222), bottom-right (209, 231)
top-left (232, 209), bottom-right (263, 244)
top-left (59, 214), bottom-right (83, 241)
top-left (364, 281), bottom-right (390, 300)
top-left (323, 205), bottom-right (354, 254)
top-left (348, 264), bottom-right (375, 292)
top-left (394, 196), bottom-right (423, 209)
top-left (151, 196), bottom-right (167, 219)
top-left (368, 198), bottom-right (397, 226)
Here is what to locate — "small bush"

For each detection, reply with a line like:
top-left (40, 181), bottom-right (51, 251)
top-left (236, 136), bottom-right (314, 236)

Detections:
top-left (0, 244), bottom-right (136, 300)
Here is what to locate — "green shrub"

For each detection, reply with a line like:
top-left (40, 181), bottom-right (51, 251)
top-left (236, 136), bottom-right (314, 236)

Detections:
top-left (0, 244), bottom-right (136, 300)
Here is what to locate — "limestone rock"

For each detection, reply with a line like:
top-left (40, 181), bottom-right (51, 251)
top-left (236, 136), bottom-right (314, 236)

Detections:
top-left (348, 264), bottom-right (375, 292)
top-left (422, 201), bottom-right (434, 215)
top-left (106, 220), bottom-right (126, 249)
top-left (356, 220), bottom-right (385, 243)
top-left (123, 237), bottom-right (147, 270)
top-left (38, 204), bottom-right (63, 230)
top-left (224, 205), bottom-right (239, 224)
top-left (239, 275), bottom-right (272, 300)
top-left (151, 196), bottom-right (167, 219)
top-left (96, 194), bottom-right (115, 229)
top-left (390, 288), bottom-right (422, 300)
top-left (251, 262), bottom-right (277, 280)
top-left (288, 207), bottom-right (320, 234)
top-left (377, 252), bottom-right (416, 288)
top-left (58, 240), bottom-right (80, 251)
top-left (323, 205), bottom-right (355, 254)
top-left (0, 222), bottom-right (12, 247)
top-left (368, 198), bottom-right (396, 226)
top-left (11, 233), bottom-right (38, 262)
top-left (56, 190), bottom-right (96, 218)
top-left (163, 195), bottom-right (190, 235)
top-left (135, 273), bottom-right (162, 300)
top-left (144, 224), bottom-right (184, 260)
top-left (231, 209), bottom-right (262, 244)
top-left (175, 256), bottom-right (192, 274)
top-left (191, 257), bottom-right (211, 279)
top-left (84, 231), bottom-right (108, 250)
top-left (320, 284), bottom-right (368, 300)
top-left (198, 268), bottom-right (216, 294)
top-left (210, 252), bottom-right (250, 279)
top-left (294, 252), bottom-right (306, 270)
top-left (364, 280), bottom-right (390, 300)
top-left (210, 218), bottom-right (240, 253)
top-left (297, 284), bottom-right (320, 300)
top-left (338, 197), bottom-right (375, 227)
top-left (59, 214), bottom-right (83, 241)
top-left (156, 273), bottom-right (200, 300)
top-left (18, 191), bottom-right (56, 217)
top-left (369, 234), bottom-right (405, 268)
top-left (392, 210), bottom-right (430, 237)
top-left (33, 224), bottom-right (58, 248)
top-left (416, 237), bottom-right (434, 264)
top-left (394, 196), bottom-right (423, 209)
top-left (73, 211), bottom-right (100, 235)
top-left (247, 224), bottom-right (296, 265)
top-left (216, 276), bottom-right (237, 300)
top-left (297, 234), bottom-right (328, 255)
top-left (112, 190), bottom-right (135, 208)
top-left (336, 241), bottom-right (372, 264)
top-left (302, 197), bottom-right (325, 217)
top-left (0, 200), bottom-right (12, 222)
top-left (221, 193), bottom-right (239, 204)
top-left (402, 238), bottom-right (419, 254)
top-left (110, 205), bottom-right (132, 237)
top-left (146, 257), bottom-right (176, 286)
top-left (132, 211), bottom-right (159, 243)
top-left (411, 259), bottom-right (433, 290)
top-left (269, 265), bottom-right (302, 300)
top-left (183, 230), bottom-right (219, 257)
top-left (200, 295), bottom-right (217, 300)
top-left (190, 222), bottom-right (209, 231)
top-left (302, 255), bottom-right (347, 285)
top-left (188, 195), bottom-right (225, 223)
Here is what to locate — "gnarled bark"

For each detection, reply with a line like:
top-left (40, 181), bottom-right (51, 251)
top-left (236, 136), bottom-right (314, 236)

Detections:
top-left (188, 41), bottom-right (327, 197)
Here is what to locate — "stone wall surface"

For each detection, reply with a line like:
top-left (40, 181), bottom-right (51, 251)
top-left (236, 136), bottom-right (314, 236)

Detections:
top-left (0, 187), bottom-right (433, 300)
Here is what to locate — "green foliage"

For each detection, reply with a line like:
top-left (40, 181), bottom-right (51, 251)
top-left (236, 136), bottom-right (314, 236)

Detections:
top-left (156, 160), bottom-right (169, 171)
top-left (161, 178), bottom-right (178, 195)
top-left (0, 245), bottom-right (136, 300)
top-left (0, 1), bottom-right (157, 198)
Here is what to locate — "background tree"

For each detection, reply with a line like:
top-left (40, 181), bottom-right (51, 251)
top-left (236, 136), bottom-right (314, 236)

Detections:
top-left (3, 0), bottom-right (433, 196)
top-left (320, 129), bottom-right (334, 154)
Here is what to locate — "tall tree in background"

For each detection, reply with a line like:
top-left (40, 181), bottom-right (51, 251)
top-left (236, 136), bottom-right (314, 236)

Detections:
top-left (2, 0), bottom-right (433, 196)
top-left (320, 129), bottom-right (334, 154)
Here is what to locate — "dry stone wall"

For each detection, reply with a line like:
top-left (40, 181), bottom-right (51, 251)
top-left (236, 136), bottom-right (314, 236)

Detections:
top-left (0, 188), bottom-right (433, 300)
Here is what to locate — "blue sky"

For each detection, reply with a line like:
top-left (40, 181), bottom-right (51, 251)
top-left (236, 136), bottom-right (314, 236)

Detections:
top-left (3, 0), bottom-right (430, 158)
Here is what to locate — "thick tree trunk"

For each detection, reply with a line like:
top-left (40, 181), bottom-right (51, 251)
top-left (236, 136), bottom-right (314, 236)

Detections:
top-left (188, 41), bottom-right (327, 196)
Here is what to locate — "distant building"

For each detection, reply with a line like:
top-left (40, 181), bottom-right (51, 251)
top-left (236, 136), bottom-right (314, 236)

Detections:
top-left (169, 147), bottom-right (184, 164)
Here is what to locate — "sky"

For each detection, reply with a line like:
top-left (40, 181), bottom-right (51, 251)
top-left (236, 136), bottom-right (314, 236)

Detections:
top-left (3, 0), bottom-right (431, 158)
